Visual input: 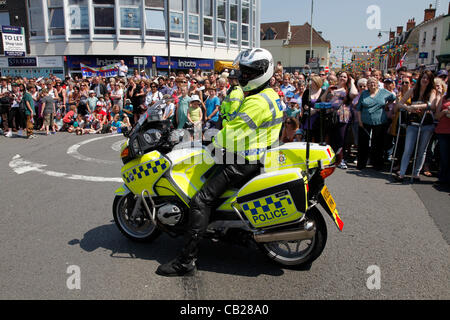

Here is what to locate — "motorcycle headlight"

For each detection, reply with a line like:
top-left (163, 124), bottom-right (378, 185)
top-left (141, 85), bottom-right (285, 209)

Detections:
top-left (132, 138), bottom-right (140, 154)
top-left (143, 129), bottom-right (162, 147)
top-left (169, 129), bottom-right (185, 145)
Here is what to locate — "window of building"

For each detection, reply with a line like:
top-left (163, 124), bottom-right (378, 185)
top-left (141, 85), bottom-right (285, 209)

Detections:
top-left (0, 11), bottom-right (10, 27)
top-left (188, 0), bottom-right (199, 40)
top-left (29, 0), bottom-right (45, 36)
top-left (170, 0), bottom-right (184, 39)
top-left (432, 27), bottom-right (437, 42)
top-left (119, 0), bottom-right (141, 35)
top-left (48, 0), bottom-right (65, 36)
top-left (68, 0), bottom-right (89, 35)
top-left (217, 0), bottom-right (226, 44)
top-left (93, 0), bottom-right (115, 35)
top-left (229, 0), bottom-right (238, 45)
top-left (203, 0), bottom-right (213, 43)
top-left (242, 0), bottom-right (249, 47)
top-left (431, 50), bottom-right (435, 64)
top-left (306, 50), bottom-right (314, 65)
top-left (422, 31), bottom-right (426, 45)
top-left (145, 0), bottom-right (165, 37)
top-left (252, 1), bottom-right (256, 47)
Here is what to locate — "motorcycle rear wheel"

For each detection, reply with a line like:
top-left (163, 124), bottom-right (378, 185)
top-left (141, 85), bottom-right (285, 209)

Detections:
top-left (113, 194), bottom-right (161, 243)
top-left (258, 207), bottom-right (327, 268)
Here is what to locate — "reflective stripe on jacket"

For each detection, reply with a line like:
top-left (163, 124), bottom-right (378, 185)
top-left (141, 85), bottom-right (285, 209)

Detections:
top-left (214, 87), bottom-right (283, 161)
top-left (221, 86), bottom-right (244, 127)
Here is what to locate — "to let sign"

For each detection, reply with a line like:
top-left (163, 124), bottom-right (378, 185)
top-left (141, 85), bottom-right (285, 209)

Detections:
top-left (2, 26), bottom-right (26, 57)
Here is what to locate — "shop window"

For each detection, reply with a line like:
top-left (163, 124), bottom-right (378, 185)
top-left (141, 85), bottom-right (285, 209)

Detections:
top-left (120, 0), bottom-right (141, 36)
top-left (68, 0), bottom-right (89, 35)
top-left (145, 0), bottom-right (165, 37)
top-left (93, 0), bottom-right (115, 35)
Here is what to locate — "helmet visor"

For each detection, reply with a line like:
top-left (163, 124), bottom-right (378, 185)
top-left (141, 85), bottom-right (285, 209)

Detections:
top-left (238, 64), bottom-right (264, 88)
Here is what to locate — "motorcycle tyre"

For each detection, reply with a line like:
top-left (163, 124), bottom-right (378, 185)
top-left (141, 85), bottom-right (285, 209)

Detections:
top-left (113, 195), bottom-right (162, 243)
top-left (257, 207), bottom-right (327, 269)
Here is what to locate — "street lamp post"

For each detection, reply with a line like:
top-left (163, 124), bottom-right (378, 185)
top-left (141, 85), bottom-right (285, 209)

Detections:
top-left (167, 0), bottom-right (171, 75)
top-left (378, 28), bottom-right (392, 72)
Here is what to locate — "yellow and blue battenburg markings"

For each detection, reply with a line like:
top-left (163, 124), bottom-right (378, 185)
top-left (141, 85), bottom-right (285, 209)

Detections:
top-left (123, 159), bottom-right (168, 183)
top-left (241, 191), bottom-right (298, 226)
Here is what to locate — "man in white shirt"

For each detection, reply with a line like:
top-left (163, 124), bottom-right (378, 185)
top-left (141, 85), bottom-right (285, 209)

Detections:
top-left (117, 60), bottom-right (128, 78)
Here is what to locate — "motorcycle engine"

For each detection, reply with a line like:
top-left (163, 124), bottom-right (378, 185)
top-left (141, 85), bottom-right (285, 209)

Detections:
top-left (157, 204), bottom-right (182, 226)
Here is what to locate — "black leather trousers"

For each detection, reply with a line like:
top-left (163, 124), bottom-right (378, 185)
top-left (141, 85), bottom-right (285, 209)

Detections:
top-left (179, 163), bottom-right (261, 262)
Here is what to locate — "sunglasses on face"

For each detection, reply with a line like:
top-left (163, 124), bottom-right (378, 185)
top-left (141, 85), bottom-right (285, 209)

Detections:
top-left (402, 82), bottom-right (410, 85)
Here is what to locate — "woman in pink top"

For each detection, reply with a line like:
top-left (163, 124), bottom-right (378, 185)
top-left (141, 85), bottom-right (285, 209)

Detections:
top-left (435, 90), bottom-right (450, 185)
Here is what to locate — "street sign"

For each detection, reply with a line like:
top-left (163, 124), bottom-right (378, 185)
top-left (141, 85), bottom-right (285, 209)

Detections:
top-left (133, 57), bottom-right (147, 65)
top-left (2, 26), bottom-right (26, 56)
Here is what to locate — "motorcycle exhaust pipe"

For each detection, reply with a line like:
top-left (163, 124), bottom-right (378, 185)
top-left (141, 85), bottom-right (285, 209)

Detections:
top-left (254, 222), bottom-right (316, 243)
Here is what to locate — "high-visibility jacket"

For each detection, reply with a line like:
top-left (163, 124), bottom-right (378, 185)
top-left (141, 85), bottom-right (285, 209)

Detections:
top-left (221, 85), bottom-right (244, 127)
top-left (213, 87), bottom-right (283, 162)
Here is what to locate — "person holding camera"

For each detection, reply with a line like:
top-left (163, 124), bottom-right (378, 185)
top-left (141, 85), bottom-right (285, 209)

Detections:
top-left (5, 83), bottom-right (24, 137)
top-left (0, 77), bottom-right (12, 136)
top-left (434, 89), bottom-right (450, 186)
top-left (395, 70), bottom-right (437, 182)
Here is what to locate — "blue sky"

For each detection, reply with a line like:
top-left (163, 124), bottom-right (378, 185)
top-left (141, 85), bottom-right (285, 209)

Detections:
top-left (261, 0), bottom-right (449, 66)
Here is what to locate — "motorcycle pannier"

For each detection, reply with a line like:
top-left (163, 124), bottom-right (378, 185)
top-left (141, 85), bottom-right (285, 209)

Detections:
top-left (236, 168), bottom-right (308, 229)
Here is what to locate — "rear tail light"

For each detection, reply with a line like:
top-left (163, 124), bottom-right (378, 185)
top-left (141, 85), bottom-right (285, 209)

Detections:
top-left (320, 166), bottom-right (336, 179)
top-left (120, 147), bottom-right (129, 158)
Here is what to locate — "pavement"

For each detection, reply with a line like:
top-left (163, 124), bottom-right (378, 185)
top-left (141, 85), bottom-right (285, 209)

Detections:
top-left (0, 132), bottom-right (449, 300)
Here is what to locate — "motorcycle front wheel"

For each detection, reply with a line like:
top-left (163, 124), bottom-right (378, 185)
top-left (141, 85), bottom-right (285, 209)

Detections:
top-left (258, 207), bottom-right (327, 268)
top-left (113, 194), bottom-right (161, 243)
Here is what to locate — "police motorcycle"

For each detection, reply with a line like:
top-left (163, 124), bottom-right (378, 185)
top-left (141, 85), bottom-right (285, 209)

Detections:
top-left (113, 99), bottom-right (344, 268)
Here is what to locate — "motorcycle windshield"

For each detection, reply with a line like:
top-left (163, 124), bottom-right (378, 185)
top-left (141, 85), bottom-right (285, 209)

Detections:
top-left (129, 100), bottom-right (165, 137)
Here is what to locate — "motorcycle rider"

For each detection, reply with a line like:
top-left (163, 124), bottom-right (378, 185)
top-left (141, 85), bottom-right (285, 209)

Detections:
top-left (220, 69), bottom-right (244, 128)
top-left (156, 48), bottom-right (283, 277)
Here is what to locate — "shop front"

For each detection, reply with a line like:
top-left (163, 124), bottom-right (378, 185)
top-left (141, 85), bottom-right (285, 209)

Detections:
top-left (156, 57), bottom-right (215, 75)
top-left (66, 56), bottom-right (153, 78)
top-left (0, 56), bottom-right (64, 78)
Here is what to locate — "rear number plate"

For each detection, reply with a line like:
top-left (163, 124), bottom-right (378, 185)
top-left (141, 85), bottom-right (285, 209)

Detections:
top-left (321, 186), bottom-right (336, 213)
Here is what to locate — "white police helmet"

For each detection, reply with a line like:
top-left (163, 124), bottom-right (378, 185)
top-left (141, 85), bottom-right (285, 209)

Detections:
top-left (233, 48), bottom-right (274, 92)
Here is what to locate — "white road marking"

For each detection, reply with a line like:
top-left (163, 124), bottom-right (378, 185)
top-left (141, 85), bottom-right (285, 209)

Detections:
top-left (67, 134), bottom-right (122, 164)
top-left (9, 155), bottom-right (123, 183)
top-left (111, 140), bottom-right (126, 152)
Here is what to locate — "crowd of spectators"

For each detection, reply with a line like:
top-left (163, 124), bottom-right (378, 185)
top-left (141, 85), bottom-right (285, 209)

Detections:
top-left (0, 62), bottom-right (448, 186)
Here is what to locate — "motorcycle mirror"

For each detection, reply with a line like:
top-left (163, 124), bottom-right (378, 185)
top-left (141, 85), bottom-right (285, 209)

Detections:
top-left (122, 126), bottom-right (129, 137)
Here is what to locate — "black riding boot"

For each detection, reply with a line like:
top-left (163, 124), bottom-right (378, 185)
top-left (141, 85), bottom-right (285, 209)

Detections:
top-left (156, 232), bottom-right (200, 277)
top-left (156, 163), bottom-right (260, 277)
